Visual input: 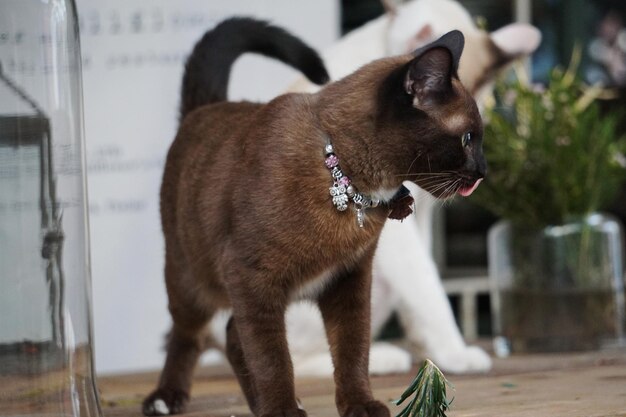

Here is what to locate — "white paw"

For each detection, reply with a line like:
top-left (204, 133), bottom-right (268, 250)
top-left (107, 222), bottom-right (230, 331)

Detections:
top-left (146, 399), bottom-right (170, 416)
top-left (368, 342), bottom-right (412, 375)
top-left (430, 345), bottom-right (492, 374)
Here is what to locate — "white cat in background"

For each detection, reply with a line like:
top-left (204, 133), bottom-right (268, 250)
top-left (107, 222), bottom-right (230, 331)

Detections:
top-left (209, 0), bottom-right (541, 376)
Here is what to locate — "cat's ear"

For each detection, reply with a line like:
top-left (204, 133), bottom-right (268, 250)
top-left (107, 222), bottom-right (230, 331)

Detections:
top-left (404, 30), bottom-right (465, 107)
top-left (490, 23), bottom-right (541, 59)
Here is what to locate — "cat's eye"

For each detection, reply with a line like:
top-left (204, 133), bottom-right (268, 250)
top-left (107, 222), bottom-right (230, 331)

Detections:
top-left (462, 132), bottom-right (472, 147)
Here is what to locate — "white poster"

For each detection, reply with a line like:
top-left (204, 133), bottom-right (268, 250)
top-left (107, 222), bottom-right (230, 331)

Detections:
top-left (77, 0), bottom-right (339, 374)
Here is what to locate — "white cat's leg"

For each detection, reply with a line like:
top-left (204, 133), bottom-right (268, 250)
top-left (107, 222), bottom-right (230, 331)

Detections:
top-left (371, 264), bottom-right (400, 337)
top-left (285, 302), bottom-right (342, 378)
top-left (368, 277), bottom-right (413, 376)
top-left (285, 303), bottom-right (330, 358)
top-left (374, 192), bottom-right (491, 374)
top-left (292, 352), bottom-right (335, 377)
top-left (286, 302), bottom-right (411, 377)
top-left (366, 342), bottom-right (412, 375)
top-left (208, 310), bottom-right (230, 349)
top-left (293, 341), bottom-right (411, 377)
top-left (408, 184), bottom-right (436, 251)
top-left (285, 298), bottom-right (415, 377)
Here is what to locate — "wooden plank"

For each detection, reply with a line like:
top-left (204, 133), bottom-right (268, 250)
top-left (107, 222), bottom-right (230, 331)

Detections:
top-left (99, 349), bottom-right (626, 417)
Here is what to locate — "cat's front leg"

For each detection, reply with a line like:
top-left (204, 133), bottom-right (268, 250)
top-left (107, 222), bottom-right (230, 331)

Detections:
top-left (225, 271), bottom-right (305, 417)
top-left (317, 249), bottom-right (390, 417)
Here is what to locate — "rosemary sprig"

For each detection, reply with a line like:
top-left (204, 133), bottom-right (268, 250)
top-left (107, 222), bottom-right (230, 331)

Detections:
top-left (393, 359), bottom-right (453, 417)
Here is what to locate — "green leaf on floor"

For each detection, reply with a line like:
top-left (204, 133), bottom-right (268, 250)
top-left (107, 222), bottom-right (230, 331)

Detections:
top-left (393, 359), bottom-right (454, 417)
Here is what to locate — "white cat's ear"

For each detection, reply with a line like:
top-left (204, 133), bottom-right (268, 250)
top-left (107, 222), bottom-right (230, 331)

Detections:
top-left (405, 30), bottom-right (465, 107)
top-left (490, 23), bottom-right (542, 57)
top-left (381, 0), bottom-right (398, 15)
top-left (405, 24), bottom-right (435, 53)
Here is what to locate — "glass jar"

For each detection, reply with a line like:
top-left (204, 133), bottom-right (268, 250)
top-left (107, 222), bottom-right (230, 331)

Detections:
top-left (0, 0), bottom-right (102, 415)
top-left (489, 213), bottom-right (626, 354)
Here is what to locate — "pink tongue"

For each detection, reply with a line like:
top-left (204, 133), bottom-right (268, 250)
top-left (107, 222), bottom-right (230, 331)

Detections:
top-left (458, 178), bottom-right (482, 197)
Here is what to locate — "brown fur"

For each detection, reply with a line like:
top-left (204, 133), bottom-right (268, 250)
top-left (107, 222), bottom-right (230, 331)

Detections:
top-left (143, 27), bottom-right (484, 417)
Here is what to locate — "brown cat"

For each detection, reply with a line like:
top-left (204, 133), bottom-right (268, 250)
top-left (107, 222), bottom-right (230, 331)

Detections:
top-left (143, 17), bottom-right (485, 417)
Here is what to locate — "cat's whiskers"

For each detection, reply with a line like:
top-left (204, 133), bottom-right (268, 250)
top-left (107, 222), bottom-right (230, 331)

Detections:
top-left (425, 177), bottom-right (462, 200)
top-left (420, 180), bottom-right (455, 193)
top-left (392, 173), bottom-right (458, 203)
top-left (403, 150), bottom-right (425, 178)
top-left (433, 178), bottom-right (464, 207)
top-left (417, 174), bottom-right (457, 189)
top-left (426, 180), bottom-right (453, 195)
top-left (447, 178), bottom-right (464, 194)
top-left (394, 172), bottom-right (458, 196)
top-left (394, 171), bottom-right (456, 178)
top-left (421, 181), bottom-right (449, 196)
top-left (412, 177), bottom-right (452, 188)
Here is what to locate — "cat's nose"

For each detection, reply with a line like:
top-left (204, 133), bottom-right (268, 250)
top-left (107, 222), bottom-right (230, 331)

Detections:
top-left (476, 157), bottom-right (487, 178)
top-left (464, 153), bottom-right (486, 179)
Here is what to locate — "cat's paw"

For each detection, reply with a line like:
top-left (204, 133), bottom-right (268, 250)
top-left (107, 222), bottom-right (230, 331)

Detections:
top-left (142, 388), bottom-right (188, 416)
top-left (342, 400), bottom-right (390, 417)
top-left (432, 345), bottom-right (492, 374)
top-left (368, 342), bottom-right (412, 375)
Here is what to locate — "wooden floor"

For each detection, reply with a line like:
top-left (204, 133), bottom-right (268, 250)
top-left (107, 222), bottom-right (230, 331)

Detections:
top-left (99, 347), bottom-right (626, 417)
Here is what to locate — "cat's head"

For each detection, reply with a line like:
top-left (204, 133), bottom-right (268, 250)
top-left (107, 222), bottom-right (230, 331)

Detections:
top-left (384, 30), bottom-right (486, 198)
top-left (317, 31), bottom-right (485, 200)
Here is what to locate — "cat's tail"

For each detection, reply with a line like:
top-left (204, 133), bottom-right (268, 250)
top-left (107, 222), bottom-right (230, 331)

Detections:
top-left (180, 17), bottom-right (330, 119)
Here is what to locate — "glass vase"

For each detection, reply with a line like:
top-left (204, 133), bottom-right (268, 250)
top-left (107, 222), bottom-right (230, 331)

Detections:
top-left (0, 0), bottom-right (103, 415)
top-left (489, 213), bottom-right (626, 354)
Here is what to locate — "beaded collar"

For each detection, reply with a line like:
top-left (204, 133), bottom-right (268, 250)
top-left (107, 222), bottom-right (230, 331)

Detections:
top-left (324, 143), bottom-right (379, 228)
top-left (324, 143), bottom-right (415, 228)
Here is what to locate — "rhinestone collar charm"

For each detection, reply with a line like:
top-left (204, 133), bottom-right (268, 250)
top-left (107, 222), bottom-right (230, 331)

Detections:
top-left (324, 143), bottom-right (379, 228)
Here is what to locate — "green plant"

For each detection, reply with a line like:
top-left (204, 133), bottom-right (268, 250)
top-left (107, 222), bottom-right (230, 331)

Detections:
top-left (393, 359), bottom-right (453, 417)
top-left (471, 51), bottom-right (626, 228)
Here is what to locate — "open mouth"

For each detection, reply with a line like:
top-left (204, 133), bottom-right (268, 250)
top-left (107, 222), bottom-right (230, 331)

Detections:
top-left (457, 178), bottom-right (482, 197)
